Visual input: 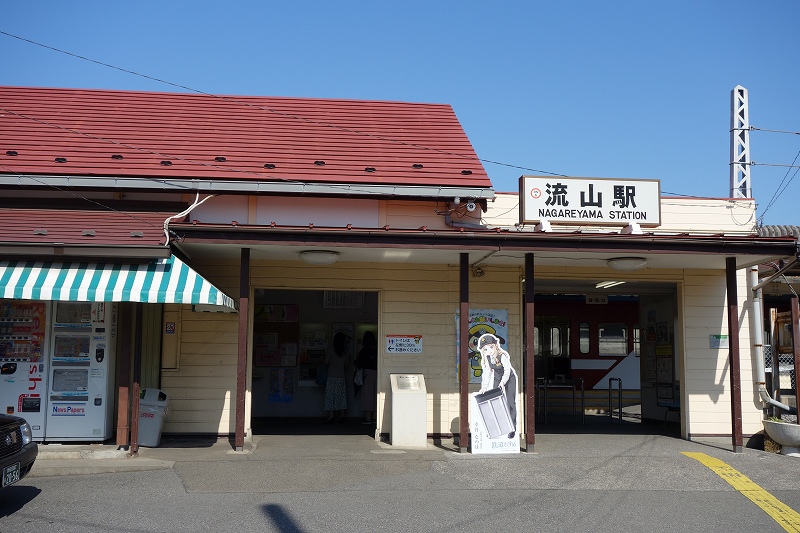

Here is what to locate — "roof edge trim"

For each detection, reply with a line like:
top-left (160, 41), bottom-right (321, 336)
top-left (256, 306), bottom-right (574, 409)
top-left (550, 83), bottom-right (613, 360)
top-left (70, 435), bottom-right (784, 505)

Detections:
top-left (0, 244), bottom-right (172, 260)
top-left (0, 174), bottom-right (495, 200)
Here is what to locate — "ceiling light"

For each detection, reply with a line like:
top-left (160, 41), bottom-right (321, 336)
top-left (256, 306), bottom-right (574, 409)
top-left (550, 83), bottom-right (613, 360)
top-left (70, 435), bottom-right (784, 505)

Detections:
top-left (606, 257), bottom-right (647, 271)
top-left (596, 281), bottom-right (625, 289)
top-left (299, 250), bottom-right (339, 265)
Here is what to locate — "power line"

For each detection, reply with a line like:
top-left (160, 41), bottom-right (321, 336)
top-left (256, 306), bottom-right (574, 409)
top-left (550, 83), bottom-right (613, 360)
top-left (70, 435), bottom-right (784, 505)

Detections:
top-left (0, 29), bottom-right (566, 178)
top-left (0, 163), bottom-right (165, 229)
top-left (750, 126), bottom-right (800, 136)
top-left (748, 125), bottom-right (800, 223)
top-left (751, 162), bottom-right (800, 169)
top-left (8, 29), bottom-right (798, 216)
top-left (0, 107), bottom-right (415, 199)
top-left (757, 150), bottom-right (800, 224)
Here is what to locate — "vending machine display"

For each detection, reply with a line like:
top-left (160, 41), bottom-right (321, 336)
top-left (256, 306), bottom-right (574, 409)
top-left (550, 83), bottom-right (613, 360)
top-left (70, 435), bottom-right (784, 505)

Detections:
top-left (0, 300), bottom-right (47, 440)
top-left (45, 302), bottom-right (116, 441)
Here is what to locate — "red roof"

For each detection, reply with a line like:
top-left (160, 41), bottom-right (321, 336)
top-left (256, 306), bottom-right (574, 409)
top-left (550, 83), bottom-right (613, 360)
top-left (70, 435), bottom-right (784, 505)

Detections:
top-left (0, 86), bottom-right (491, 192)
top-left (0, 208), bottom-right (170, 248)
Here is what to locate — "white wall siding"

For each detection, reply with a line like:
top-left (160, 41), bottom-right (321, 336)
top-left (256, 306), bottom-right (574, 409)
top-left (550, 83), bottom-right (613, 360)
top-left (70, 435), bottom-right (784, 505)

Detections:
top-left (161, 307), bottom-right (239, 434)
top-left (682, 269), bottom-right (762, 438)
top-left (162, 256), bottom-right (766, 442)
top-left (161, 259), bottom-right (522, 436)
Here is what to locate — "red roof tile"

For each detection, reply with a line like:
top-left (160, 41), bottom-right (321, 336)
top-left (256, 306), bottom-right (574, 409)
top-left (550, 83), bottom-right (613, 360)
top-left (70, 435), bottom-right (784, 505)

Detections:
top-left (0, 208), bottom-right (171, 248)
top-left (0, 86), bottom-right (491, 193)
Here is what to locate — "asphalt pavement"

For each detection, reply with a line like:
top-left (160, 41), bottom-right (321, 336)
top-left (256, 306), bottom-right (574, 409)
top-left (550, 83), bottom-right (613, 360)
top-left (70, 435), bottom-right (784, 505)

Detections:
top-left (29, 417), bottom-right (800, 491)
top-left (10, 418), bottom-right (800, 532)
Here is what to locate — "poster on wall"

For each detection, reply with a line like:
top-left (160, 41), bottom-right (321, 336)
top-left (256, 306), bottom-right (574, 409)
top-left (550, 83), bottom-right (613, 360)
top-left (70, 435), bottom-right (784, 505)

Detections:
top-left (254, 333), bottom-right (281, 366)
top-left (385, 335), bottom-right (423, 353)
top-left (454, 309), bottom-right (509, 384)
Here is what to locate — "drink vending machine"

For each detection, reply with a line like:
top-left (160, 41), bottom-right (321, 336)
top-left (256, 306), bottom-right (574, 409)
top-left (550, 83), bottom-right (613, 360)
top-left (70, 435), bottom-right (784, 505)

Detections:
top-left (45, 302), bottom-right (117, 441)
top-left (0, 300), bottom-right (47, 440)
top-left (0, 300), bottom-right (117, 442)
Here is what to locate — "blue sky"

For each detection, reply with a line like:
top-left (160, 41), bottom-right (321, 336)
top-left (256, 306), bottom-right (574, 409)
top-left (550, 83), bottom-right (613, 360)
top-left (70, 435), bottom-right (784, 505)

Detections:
top-left (3, 1), bottom-right (800, 225)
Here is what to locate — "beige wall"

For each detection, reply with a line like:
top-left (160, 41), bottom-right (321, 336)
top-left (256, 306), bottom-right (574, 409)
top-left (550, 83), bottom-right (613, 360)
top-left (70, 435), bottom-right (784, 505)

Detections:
top-left (161, 257), bottom-right (765, 441)
top-left (485, 192), bottom-right (757, 235)
top-left (681, 268), bottom-right (762, 438)
top-left (160, 259), bottom-right (523, 436)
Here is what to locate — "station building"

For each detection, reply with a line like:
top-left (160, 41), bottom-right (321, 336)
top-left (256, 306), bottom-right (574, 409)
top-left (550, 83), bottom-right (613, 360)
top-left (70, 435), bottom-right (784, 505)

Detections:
top-left (0, 86), bottom-right (797, 452)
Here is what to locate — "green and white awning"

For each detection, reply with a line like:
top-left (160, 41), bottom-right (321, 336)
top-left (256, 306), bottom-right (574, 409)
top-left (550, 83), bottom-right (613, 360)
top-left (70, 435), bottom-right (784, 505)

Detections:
top-left (0, 255), bottom-right (237, 311)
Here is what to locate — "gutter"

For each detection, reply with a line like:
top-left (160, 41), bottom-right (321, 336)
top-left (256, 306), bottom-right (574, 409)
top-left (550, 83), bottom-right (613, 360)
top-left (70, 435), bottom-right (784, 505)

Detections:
top-left (0, 244), bottom-right (171, 261)
top-left (748, 266), bottom-right (797, 414)
top-left (0, 173), bottom-right (496, 201)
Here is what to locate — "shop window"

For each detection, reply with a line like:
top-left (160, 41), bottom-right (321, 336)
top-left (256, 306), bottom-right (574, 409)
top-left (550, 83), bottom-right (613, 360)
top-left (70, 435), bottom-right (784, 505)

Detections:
top-left (599, 323), bottom-right (628, 356)
top-left (579, 322), bottom-right (590, 354)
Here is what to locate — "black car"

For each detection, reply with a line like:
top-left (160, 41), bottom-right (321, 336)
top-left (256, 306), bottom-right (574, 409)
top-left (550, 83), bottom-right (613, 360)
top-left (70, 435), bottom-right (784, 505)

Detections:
top-left (0, 414), bottom-right (37, 488)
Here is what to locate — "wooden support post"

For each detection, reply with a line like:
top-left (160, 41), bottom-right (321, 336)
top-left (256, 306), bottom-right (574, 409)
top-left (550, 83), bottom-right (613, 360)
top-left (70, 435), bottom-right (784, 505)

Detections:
top-left (115, 304), bottom-right (132, 449)
top-left (459, 253), bottom-right (470, 453)
top-left (235, 248), bottom-right (250, 451)
top-left (524, 253), bottom-right (536, 452)
top-left (726, 257), bottom-right (743, 453)
top-left (130, 303), bottom-right (143, 456)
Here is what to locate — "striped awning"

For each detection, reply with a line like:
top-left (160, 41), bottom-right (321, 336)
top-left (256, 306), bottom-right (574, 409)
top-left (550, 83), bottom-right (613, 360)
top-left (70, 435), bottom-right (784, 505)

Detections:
top-left (0, 255), bottom-right (237, 311)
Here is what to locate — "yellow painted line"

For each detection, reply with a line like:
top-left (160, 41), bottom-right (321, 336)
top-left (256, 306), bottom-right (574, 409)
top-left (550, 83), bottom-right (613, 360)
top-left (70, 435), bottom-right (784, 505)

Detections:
top-left (682, 452), bottom-right (800, 533)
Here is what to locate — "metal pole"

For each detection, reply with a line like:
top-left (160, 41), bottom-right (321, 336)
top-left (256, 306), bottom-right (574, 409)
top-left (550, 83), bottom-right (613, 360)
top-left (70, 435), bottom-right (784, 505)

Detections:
top-left (791, 296), bottom-right (800, 425)
top-left (609, 377), bottom-right (622, 424)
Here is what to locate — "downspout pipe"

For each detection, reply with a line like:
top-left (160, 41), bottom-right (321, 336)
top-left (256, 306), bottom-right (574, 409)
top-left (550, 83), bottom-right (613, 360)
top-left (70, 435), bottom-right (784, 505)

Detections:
top-left (749, 266), bottom-right (797, 414)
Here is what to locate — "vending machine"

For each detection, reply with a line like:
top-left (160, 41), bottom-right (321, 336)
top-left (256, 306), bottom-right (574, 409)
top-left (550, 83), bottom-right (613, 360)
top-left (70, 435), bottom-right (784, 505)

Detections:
top-left (0, 300), bottom-right (48, 441)
top-left (44, 302), bottom-right (117, 441)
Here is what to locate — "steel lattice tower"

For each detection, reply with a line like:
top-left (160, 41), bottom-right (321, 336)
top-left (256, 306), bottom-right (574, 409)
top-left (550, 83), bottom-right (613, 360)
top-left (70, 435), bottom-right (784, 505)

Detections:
top-left (730, 85), bottom-right (752, 198)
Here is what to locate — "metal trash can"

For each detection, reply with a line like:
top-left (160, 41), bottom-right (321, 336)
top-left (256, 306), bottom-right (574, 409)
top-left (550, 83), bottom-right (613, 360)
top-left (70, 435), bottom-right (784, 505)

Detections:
top-left (138, 388), bottom-right (168, 447)
top-left (474, 387), bottom-right (514, 439)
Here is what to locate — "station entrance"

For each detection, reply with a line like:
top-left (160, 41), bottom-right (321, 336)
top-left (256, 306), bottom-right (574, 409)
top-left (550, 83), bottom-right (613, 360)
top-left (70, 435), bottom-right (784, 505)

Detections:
top-left (250, 289), bottom-right (378, 435)
top-left (529, 282), bottom-right (680, 434)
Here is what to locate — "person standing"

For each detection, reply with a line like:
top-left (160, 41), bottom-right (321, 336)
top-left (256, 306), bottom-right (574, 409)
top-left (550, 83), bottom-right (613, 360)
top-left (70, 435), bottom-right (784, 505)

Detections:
top-left (324, 331), bottom-right (349, 423)
top-left (356, 331), bottom-right (378, 424)
top-left (477, 333), bottom-right (518, 439)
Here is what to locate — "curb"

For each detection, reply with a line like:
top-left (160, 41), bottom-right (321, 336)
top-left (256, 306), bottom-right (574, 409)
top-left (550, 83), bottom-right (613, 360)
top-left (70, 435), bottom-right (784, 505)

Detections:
top-left (30, 457), bottom-right (175, 477)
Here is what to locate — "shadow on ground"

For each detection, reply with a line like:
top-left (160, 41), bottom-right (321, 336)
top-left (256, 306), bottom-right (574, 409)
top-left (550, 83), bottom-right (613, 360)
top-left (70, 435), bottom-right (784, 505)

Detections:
top-left (252, 417), bottom-right (376, 436)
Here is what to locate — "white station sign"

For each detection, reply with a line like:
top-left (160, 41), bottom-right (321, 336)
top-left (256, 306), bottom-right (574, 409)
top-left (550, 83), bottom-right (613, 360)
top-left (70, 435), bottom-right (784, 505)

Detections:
top-left (520, 176), bottom-right (661, 227)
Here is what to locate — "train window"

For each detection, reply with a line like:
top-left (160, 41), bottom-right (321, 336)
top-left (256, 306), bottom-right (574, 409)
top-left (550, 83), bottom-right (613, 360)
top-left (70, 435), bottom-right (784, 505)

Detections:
top-left (550, 326), bottom-right (563, 357)
top-left (633, 323), bottom-right (641, 356)
top-left (599, 323), bottom-right (628, 356)
top-left (579, 322), bottom-right (590, 354)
